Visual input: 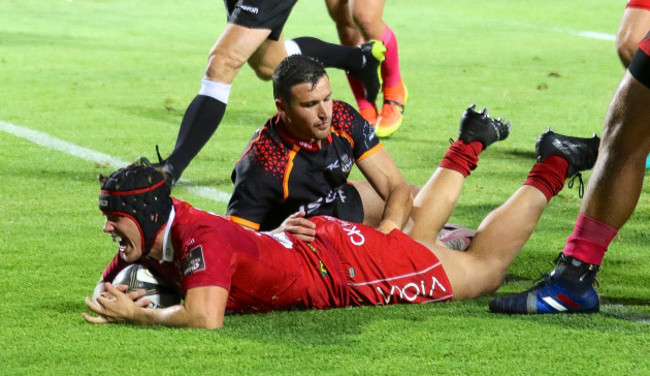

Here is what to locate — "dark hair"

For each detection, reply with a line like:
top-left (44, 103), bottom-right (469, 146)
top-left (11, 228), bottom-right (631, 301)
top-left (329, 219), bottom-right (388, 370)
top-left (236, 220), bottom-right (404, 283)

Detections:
top-left (272, 55), bottom-right (328, 102)
top-left (98, 159), bottom-right (172, 257)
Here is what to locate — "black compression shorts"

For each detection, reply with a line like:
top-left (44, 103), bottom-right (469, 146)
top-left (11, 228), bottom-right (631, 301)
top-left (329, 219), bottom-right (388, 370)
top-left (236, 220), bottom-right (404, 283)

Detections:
top-left (224, 0), bottom-right (298, 41)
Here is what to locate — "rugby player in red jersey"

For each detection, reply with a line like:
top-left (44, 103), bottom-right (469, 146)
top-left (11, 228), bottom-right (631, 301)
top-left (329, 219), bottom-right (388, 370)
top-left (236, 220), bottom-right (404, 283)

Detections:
top-left (84, 112), bottom-right (599, 328)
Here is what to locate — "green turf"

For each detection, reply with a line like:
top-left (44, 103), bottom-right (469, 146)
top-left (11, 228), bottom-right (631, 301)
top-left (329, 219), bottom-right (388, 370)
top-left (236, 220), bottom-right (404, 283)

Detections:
top-left (1, 0), bottom-right (649, 374)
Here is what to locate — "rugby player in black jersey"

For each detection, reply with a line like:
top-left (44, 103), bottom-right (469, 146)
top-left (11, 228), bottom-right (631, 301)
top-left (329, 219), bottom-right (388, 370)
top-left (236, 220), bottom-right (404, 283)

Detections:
top-left (226, 55), bottom-right (413, 235)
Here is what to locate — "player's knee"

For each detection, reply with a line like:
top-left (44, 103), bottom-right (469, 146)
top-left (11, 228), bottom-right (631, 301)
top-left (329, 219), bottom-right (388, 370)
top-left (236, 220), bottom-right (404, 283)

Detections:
top-left (205, 51), bottom-right (246, 81)
top-left (473, 260), bottom-right (507, 297)
top-left (249, 62), bottom-right (274, 81)
top-left (336, 25), bottom-right (360, 46)
top-left (352, 12), bottom-right (382, 36)
top-left (615, 37), bottom-right (636, 68)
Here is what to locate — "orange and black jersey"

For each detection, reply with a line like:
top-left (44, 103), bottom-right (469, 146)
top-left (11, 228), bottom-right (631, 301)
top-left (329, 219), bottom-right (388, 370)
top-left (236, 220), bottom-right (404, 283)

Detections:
top-left (227, 100), bottom-right (382, 231)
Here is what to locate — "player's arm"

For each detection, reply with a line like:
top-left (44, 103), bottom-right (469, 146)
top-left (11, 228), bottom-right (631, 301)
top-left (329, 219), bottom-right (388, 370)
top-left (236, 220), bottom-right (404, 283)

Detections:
top-left (356, 148), bottom-right (413, 233)
top-left (83, 284), bottom-right (229, 329)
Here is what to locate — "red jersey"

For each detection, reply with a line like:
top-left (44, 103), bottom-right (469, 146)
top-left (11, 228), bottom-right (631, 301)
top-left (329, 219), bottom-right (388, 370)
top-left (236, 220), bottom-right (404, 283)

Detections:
top-left (626, 0), bottom-right (650, 10)
top-left (102, 199), bottom-right (453, 314)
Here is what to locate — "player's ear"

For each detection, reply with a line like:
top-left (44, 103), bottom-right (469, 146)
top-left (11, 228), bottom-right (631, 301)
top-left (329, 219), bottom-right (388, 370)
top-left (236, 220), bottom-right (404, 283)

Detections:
top-left (275, 98), bottom-right (286, 113)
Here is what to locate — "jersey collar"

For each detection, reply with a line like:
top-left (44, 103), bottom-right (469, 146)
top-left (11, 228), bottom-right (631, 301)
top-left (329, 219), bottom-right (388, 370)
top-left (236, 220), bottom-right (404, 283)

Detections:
top-left (161, 206), bottom-right (176, 263)
top-left (273, 114), bottom-right (332, 151)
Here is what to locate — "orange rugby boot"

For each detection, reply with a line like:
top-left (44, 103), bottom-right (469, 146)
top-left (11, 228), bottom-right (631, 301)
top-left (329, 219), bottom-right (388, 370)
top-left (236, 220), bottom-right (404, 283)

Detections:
top-left (375, 81), bottom-right (407, 138)
top-left (359, 105), bottom-right (379, 126)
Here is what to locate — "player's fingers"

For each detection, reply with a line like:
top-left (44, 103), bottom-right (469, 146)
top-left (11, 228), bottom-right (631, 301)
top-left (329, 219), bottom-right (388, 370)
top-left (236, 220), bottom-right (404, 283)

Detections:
top-left (290, 211), bottom-right (307, 219)
top-left (85, 296), bottom-right (107, 316)
top-left (135, 298), bottom-right (151, 308)
top-left (287, 223), bottom-right (316, 237)
top-left (293, 233), bottom-right (316, 242)
top-left (114, 284), bottom-right (129, 293)
top-left (292, 218), bottom-right (316, 228)
top-left (126, 289), bottom-right (147, 301)
top-left (103, 282), bottom-right (128, 300)
top-left (82, 312), bottom-right (108, 324)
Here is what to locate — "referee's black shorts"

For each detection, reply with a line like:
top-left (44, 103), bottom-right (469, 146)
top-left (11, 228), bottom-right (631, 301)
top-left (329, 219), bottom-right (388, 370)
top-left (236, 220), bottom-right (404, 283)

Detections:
top-left (224, 0), bottom-right (298, 41)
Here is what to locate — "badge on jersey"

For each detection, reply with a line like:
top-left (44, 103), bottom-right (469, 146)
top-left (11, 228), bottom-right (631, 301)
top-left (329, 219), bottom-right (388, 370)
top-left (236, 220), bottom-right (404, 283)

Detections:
top-left (182, 245), bottom-right (206, 276)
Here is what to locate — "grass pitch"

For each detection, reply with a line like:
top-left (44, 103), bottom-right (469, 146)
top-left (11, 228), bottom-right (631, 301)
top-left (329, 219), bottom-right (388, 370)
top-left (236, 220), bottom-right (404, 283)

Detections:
top-left (1, 0), bottom-right (648, 374)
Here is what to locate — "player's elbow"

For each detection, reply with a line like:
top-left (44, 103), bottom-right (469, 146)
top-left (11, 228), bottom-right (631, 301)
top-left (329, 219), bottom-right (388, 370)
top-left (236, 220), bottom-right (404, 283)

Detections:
top-left (185, 309), bottom-right (224, 330)
top-left (202, 321), bottom-right (224, 330)
top-left (191, 314), bottom-right (224, 330)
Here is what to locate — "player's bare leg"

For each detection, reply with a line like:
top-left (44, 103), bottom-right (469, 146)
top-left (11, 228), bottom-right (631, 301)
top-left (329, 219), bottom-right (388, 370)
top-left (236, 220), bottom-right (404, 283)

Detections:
top-left (614, 7), bottom-right (650, 167)
top-left (326, 0), bottom-right (380, 124)
top-left (490, 48), bottom-right (650, 314)
top-left (582, 72), bottom-right (650, 227)
top-left (430, 185), bottom-right (549, 300)
top-left (431, 130), bottom-right (600, 301)
top-left (616, 7), bottom-right (650, 68)
top-left (406, 105), bottom-right (511, 242)
top-left (248, 34), bottom-right (289, 80)
top-left (348, 0), bottom-right (406, 137)
top-left (206, 24), bottom-right (274, 83)
top-left (162, 25), bottom-right (273, 184)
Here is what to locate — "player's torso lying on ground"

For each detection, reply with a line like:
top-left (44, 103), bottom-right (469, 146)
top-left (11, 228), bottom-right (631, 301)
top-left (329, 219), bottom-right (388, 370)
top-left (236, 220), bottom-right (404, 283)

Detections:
top-left (227, 100), bottom-right (381, 231)
top-left (105, 200), bottom-right (453, 314)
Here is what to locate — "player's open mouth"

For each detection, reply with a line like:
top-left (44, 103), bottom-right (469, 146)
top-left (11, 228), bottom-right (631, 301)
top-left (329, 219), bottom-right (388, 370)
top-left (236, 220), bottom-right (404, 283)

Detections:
top-left (112, 235), bottom-right (128, 254)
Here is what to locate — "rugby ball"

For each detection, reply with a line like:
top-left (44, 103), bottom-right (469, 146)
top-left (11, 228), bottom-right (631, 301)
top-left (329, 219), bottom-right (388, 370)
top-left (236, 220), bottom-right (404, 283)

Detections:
top-left (437, 224), bottom-right (476, 252)
top-left (112, 264), bottom-right (180, 309)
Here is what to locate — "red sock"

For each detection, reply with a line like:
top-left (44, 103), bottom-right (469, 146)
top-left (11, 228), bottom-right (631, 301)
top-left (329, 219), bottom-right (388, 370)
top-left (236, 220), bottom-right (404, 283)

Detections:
top-left (378, 26), bottom-right (402, 88)
top-left (562, 213), bottom-right (618, 266)
top-left (439, 140), bottom-right (482, 177)
top-left (346, 73), bottom-right (374, 110)
top-left (523, 155), bottom-right (569, 202)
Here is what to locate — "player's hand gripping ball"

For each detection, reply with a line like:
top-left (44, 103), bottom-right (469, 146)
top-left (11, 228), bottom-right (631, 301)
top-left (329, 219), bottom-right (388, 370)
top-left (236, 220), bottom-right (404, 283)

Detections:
top-left (112, 264), bottom-right (180, 309)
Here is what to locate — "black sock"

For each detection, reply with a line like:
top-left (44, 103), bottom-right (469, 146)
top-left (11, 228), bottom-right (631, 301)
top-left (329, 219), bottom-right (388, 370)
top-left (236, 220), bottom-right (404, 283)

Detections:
top-left (292, 37), bottom-right (363, 70)
top-left (166, 95), bottom-right (226, 179)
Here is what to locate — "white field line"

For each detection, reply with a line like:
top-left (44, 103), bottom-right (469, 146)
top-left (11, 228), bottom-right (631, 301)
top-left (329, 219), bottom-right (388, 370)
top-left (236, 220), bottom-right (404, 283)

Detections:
top-left (0, 28), bottom-right (614, 203)
top-left (572, 31), bottom-right (615, 41)
top-left (0, 121), bottom-right (231, 203)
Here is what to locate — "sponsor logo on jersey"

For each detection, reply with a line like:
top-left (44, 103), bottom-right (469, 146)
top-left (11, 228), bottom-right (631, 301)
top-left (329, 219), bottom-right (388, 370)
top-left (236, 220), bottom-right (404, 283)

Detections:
top-left (182, 245), bottom-right (206, 276)
top-left (362, 124), bottom-right (377, 147)
top-left (326, 155), bottom-right (353, 173)
top-left (341, 223), bottom-right (365, 246)
top-left (299, 188), bottom-right (339, 215)
top-left (326, 159), bottom-right (340, 171)
top-left (339, 154), bottom-right (353, 173)
top-left (377, 276), bottom-right (448, 304)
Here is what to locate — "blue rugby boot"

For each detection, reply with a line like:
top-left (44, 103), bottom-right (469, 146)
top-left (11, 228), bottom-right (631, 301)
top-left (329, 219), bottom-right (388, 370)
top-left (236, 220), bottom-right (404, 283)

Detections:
top-left (489, 253), bottom-right (600, 314)
top-left (458, 104), bottom-right (511, 150)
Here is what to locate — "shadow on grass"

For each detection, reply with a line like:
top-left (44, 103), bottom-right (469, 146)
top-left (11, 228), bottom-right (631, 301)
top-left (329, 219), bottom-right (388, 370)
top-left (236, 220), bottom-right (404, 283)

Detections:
top-left (505, 148), bottom-right (537, 160)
